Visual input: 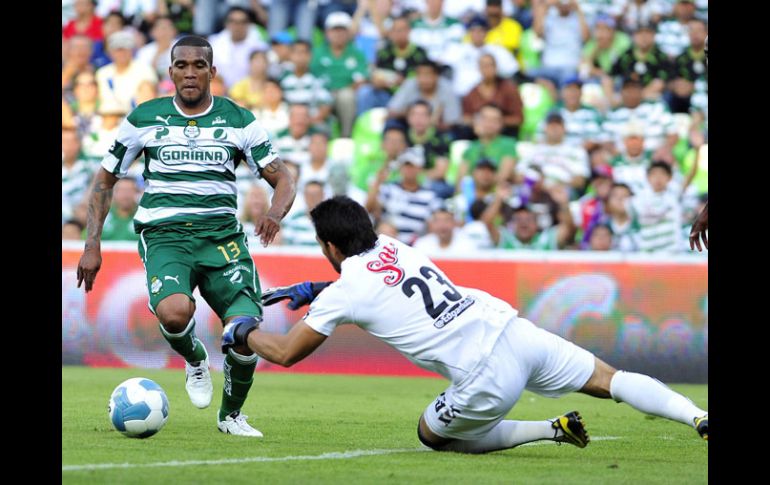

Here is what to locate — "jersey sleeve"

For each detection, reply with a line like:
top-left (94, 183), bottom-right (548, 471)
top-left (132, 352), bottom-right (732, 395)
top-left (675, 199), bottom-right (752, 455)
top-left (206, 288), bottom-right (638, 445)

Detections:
top-left (302, 281), bottom-right (353, 336)
top-left (101, 117), bottom-right (144, 177)
top-left (241, 119), bottom-right (279, 178)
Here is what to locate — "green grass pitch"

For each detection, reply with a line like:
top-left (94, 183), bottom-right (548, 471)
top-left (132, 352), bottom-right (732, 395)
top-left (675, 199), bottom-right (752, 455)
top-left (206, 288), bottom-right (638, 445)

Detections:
top-left (62, 366), bottom-right (707, 484)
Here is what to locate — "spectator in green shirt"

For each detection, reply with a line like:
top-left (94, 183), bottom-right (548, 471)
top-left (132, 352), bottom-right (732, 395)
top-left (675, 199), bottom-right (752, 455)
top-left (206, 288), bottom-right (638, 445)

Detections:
top-left (310, 11), bottom-right (369, 137)
top-left (101, 177), bottom-right (140, 241)
top-left (457, 104), bottom-right (518, 188)
top-left (481, 183), bottom-right (575, 250)
top-left (581, 14), bottom-right (631, 79)
top-left (356, 14), bottom-right (430, 115)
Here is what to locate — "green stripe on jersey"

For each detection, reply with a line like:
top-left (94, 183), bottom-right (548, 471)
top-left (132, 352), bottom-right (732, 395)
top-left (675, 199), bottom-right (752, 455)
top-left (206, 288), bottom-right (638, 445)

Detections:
top-left (140, 193), bottom-right (237, 209)
top-left (144, 170), bottom-right (236, 182)
top-left (108, 140), bottom-right (128, 162)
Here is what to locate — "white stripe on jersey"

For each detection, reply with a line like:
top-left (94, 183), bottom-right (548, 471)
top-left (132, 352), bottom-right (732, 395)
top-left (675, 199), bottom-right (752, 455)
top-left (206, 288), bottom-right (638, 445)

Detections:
top-left (147, 158), bottom-right (235, 175)
top-left (144, 179), bottom-right (238, 196)
top-left (134, 206), bottom-right (237, 223)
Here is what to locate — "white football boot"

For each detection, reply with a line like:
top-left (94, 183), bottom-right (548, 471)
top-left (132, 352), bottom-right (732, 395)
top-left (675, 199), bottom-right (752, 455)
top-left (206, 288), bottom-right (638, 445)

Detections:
top-left (184, 347), bottom-right (213, 409)
top-left (217, 410), bottom-right (264, 437)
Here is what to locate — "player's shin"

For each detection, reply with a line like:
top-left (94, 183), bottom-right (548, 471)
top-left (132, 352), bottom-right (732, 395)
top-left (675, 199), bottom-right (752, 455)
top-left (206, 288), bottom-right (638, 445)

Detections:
top-left (159, 318), bottom-right (207, 364)
top-left (437, 420), bottom-right (556, 453)
top-left (609, 370), bottom-right (707, 425)
top-left (219, 348), bottom-right (258, 421)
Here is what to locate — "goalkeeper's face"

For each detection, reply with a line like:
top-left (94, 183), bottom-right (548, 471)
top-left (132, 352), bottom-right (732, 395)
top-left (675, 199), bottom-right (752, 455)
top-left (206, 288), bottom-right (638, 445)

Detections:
top-left (170, 46), bottom-right (216, 107)
top-left (317, 235), bottom-right (343, 274)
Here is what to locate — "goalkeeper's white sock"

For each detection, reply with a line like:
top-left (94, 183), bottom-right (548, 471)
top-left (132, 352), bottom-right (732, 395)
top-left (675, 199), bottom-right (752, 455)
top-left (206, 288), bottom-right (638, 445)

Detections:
top-left (609, 371), bottom-right (707, 425)
top-left (439, 420), bottom-right (555, 454)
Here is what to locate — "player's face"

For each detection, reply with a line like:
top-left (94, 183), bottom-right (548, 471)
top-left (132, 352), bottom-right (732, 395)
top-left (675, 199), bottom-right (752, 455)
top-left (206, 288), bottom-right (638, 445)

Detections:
top-left (317, 236), bottom-right (343, 274)
top-left (170, 46), bottom-right (215, 107)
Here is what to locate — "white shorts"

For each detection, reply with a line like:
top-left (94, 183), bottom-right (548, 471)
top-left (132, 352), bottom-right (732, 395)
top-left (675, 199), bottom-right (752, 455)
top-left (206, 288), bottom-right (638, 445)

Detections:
top-left (423, 317), bottom-right (596, 440)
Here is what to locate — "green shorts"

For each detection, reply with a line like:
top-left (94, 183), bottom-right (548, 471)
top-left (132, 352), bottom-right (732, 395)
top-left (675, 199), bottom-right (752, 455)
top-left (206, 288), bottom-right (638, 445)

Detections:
top-left (137, 219), bottom-right (262, 321)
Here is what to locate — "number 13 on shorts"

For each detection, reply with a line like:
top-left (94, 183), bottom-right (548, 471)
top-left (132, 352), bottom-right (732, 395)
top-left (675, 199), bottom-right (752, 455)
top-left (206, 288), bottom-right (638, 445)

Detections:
top-left (217, 241), bottom-right (241, 262)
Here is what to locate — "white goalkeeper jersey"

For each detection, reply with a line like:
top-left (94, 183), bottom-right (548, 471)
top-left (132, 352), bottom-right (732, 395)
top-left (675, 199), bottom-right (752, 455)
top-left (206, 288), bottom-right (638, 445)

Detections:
top-left (304, 235), bottom-right (518, 383)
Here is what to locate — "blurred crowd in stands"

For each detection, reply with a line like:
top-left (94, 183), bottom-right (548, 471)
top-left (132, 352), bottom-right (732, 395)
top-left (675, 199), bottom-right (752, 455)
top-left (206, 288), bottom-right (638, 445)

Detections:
top-left (62, 0), bottom-right (708, 255)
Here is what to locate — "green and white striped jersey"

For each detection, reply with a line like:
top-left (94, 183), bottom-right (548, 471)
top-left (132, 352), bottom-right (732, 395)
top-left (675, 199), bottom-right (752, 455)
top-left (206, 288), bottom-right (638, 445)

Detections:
top-left (629, 190), bottom-right (683, 253)
top-left (601, 101), bottom-right (677, 152)
top-left (279, 71), bottom-right (332, 111)
top-left (62, 158), bottom-right (98, 222)
top-left (281, 211), bottom-right (317, 246)
top-left (101, 96), bottom-right (278, 232)
top-left (410, 16), bottom-right (465, 62)
top-left (535, 104), bottom-right (604, 147)
top-left (498, 226), bottom-right (559, 250)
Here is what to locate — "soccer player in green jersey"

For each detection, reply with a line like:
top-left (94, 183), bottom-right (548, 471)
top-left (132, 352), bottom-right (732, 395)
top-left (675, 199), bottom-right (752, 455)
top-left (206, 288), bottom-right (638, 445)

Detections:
top-left (77, 36), bottom-right (296, 437)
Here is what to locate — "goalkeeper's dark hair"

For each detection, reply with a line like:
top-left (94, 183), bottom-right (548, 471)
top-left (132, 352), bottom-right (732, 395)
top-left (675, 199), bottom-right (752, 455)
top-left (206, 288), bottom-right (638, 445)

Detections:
top-left (171, 35), bottom-right (214, 66)
top-left (310, 196), bottom-right (378, 257)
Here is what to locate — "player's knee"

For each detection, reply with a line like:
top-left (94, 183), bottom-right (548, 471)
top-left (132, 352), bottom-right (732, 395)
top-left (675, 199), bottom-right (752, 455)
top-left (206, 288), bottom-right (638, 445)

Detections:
top-left (224, 315), bottom-right (261, 356)
top-left (417, 416), bottom-right (452, 451)
top-left (156, 296), bottom-right (195, 333)
top-left (580, 357), bottom-right (617, 399)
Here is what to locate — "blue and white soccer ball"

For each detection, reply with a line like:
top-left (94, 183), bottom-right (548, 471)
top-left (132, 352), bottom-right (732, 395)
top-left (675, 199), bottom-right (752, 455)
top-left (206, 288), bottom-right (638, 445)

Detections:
top-left (108, 378), bottom-right (169, 438)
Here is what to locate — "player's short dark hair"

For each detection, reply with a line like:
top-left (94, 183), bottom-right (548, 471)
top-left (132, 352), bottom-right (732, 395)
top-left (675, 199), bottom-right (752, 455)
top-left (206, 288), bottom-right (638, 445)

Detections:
top-left (648, 160), bottom-right (673, 176)
top-left (311, 196), bottom-right (378, 257)
top-left (171, 35), bottom-right (214, 65)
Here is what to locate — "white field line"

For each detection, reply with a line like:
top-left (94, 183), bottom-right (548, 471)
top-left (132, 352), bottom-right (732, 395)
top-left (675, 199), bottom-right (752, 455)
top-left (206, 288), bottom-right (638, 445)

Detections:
top-left (63, 437), bottom-right (623, 471)
top-left (62, 448), bottom-right (427, 472)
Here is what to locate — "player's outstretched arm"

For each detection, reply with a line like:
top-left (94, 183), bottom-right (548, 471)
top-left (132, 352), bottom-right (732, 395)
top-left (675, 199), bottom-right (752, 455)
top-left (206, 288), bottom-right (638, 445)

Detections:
top-left (223, 318), bottom-right (327, 367)
top-left (77, 168), bottom-right (119, 292)
top-left (257, 158), bottom-right (296, 247)
top-left (689, 201), bottom-right (708, 252)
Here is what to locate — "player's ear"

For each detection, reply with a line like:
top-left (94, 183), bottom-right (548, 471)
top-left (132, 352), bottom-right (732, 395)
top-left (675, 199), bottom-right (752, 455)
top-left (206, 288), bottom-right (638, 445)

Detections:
top-left (210, 65), bottom-right (217, 79)
top-left (327, 242), bottom-right (344, 260)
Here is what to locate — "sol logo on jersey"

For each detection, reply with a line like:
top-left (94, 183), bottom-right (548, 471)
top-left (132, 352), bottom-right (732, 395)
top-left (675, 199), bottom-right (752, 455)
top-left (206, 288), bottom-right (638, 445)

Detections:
top-left (366, 243), bottom-right (404, 286)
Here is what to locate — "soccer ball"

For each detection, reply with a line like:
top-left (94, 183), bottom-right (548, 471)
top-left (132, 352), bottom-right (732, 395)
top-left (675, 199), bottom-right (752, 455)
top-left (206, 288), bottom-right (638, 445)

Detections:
top-left (108, 378), bottom-right (169, 438)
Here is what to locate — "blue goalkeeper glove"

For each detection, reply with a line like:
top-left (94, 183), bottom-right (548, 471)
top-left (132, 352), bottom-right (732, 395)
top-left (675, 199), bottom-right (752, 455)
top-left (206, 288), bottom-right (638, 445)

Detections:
top-left (261, 281), bottom-right (332, 310)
